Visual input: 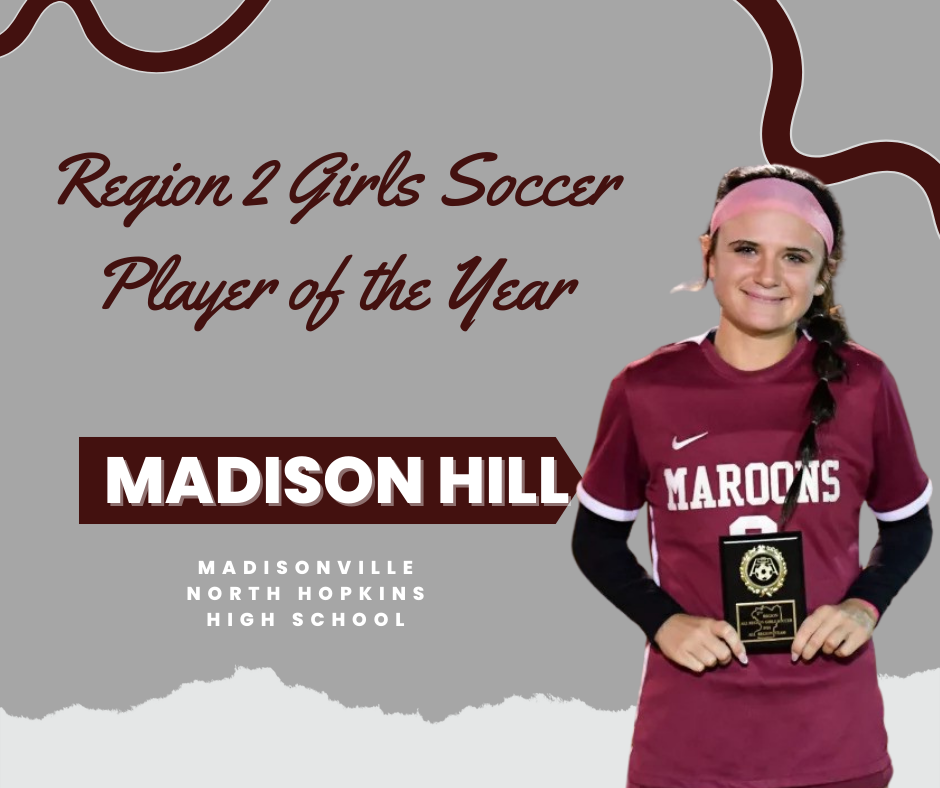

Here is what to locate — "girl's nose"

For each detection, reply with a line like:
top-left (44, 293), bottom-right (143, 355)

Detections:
top-left (753, 254), bottom-right (781, 287)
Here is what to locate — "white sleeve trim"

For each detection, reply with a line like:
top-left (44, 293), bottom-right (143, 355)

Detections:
top-left (869, 479), bottom-right (932, 522)
top-left (677, 327), bottom-right (716, 346)
top-left (576, 481), bottom-right (641, 522)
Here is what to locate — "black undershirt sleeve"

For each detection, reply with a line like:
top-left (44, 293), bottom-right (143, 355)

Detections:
top-left (573, 502), bottom-right (932, 638)
top-left (571, 503), bottom-right (685, 643)
top-left (842, 504), bottom-right (932, 617)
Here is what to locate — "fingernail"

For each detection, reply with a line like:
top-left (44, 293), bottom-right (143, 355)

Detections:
top-left (791, 653), bottom-right (798, 662)
top-left (740, 654), bottom-right (748, 666)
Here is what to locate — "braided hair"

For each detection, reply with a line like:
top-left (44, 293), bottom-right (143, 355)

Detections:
top-left (706, 165), bottom-right (850, 528)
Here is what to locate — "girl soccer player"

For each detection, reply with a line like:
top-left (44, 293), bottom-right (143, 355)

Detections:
top-left (573, 165), bottom-right (932, 788)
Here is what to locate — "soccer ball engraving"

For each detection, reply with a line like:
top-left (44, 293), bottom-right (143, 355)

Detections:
top-left (750, 556), bottom-right (777, 583)
top-left (740, 545), bottom-right (788, 597)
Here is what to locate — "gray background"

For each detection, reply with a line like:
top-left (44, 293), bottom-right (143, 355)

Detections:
top-left (0, 0), bottom-right (937, 725)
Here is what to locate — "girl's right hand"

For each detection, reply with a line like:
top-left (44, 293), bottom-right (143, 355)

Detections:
top-left (653, 614), bottom-right (748, 672)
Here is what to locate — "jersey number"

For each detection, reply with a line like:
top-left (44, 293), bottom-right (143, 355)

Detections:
top-left (728, 515), bottom-right (778, 535)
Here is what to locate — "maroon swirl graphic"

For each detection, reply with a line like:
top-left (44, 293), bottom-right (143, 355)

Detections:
top-left (738, 0), bottom-right (940, 229)
top-left (0, 0), bottom-right (269, 72)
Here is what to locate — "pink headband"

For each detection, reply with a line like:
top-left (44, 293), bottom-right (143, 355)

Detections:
top-left (709, 178), bottom-right (834, 255)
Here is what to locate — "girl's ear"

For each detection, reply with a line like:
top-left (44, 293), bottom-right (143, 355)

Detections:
top-left (814, 263), bottom-right (833, 297)
top-left (701, 234), bottom-right (714, 281)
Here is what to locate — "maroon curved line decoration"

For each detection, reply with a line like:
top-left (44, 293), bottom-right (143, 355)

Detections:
top-left (737, 0), bottom-right (940, 229)
top-left (0, 0), bottom-right (268, 72)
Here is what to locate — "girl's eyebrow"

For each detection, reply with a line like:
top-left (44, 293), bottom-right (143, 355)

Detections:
top-left (786, 246), bottom-right (814, 257)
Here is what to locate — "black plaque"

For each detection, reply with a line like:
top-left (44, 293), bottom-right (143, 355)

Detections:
top-left (719, 532), bottom-right (807, 654)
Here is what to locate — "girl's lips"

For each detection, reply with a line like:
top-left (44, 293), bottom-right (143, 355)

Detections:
top-left (743, 290), bottom-right (787, 304)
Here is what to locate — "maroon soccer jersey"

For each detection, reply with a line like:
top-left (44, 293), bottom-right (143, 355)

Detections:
top-left (578, 330), bottom-right (931, 788)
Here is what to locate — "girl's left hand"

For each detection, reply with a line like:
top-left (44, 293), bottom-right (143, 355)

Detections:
top-left (790, 599), bottom-right (878, 662)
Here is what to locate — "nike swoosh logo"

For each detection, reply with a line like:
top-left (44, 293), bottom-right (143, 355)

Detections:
top-left (672, 431), bottom-right (708, 450)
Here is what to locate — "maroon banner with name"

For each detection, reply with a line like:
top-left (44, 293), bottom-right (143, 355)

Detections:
top-left (79, 437), bottom-right (581, 524)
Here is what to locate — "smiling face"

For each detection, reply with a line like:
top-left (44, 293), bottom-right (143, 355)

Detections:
top-left (703, 209), bottom-right (829, 340)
